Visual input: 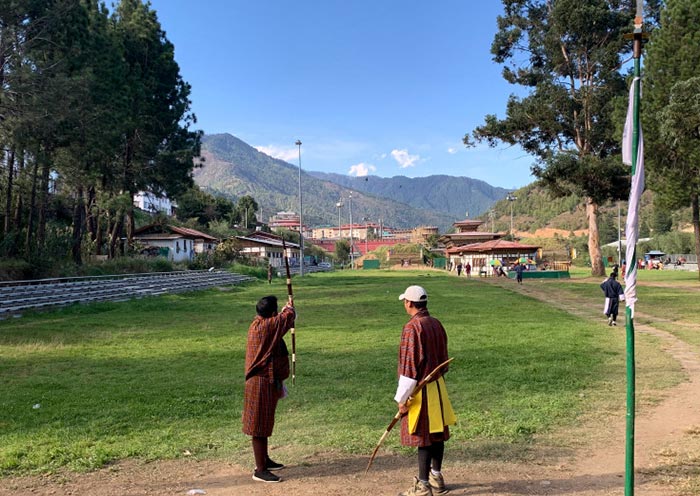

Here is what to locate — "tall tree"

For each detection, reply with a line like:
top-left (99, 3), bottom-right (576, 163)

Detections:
top-left (108, 0), bottom-right (200, 255)
top-left (644, 0), bottom-right (700, 279)
top-left (235, 195), bottom-right (258, 229)
top-left (464, 0), bottom-right (660, 276)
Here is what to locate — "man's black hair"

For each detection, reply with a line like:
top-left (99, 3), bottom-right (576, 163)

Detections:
top-left (256, 295), bottom-right (278, 318)
top-left (410, 300), bottom-right (428, 310)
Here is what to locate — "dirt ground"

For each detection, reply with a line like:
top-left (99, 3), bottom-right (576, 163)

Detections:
top-left (2, 277), bottom-right (699, 496)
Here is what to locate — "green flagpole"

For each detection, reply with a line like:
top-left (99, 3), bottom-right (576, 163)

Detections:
top-left (625, 2), bottom-right (645, 495)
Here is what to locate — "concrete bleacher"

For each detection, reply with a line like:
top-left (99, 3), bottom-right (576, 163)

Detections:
top-left (0, 270), bottom-right (255, 319)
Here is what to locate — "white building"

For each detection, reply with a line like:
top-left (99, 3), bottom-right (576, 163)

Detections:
top-left (235, 232), bottom-right (300, 267)
top-left (133, 224), bottom-right (218, 262)
top-left (134, 192), bottom-right (175, 216)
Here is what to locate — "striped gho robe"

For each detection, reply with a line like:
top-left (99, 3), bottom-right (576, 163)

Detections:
top-left (241, 305), bottom-right (294, 437)
top-left (398, 308), bottom-right (455, 447)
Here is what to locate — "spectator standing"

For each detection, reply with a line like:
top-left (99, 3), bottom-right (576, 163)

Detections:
top-left (394, 285), bottom-right (456, 496)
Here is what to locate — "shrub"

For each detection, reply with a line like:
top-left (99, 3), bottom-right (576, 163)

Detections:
top-left (229, 263), bottom-right (267, 280)
top-left (0, 259), bottom-right (33, 281)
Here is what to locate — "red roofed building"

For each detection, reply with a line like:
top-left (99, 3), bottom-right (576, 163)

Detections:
top-left (438, 219), bottom-right (502, 248)
top-left (446, 238), bottom-right (540, 275)
top-left (235, 231), bottom-right (300, 267)
top-left (133, 224), bottom-right (218, 262)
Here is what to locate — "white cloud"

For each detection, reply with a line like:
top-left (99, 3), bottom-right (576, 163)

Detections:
top-left (348, 162), bottom-right (376, 177)
top-left (254, 145), bottom-right (298, 162)
top-left (447, 147), bottom-right (458, 154)
top-left (390, 149), bottom-right (420, 169)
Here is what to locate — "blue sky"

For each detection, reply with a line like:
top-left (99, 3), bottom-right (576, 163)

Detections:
top-left (147, 0), bottom-right (535, 190)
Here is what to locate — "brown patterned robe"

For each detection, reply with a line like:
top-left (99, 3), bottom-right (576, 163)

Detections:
top-left (241, 306), bottom-right (294, 437)
top-left (398, 308), bottom-right (450, 447)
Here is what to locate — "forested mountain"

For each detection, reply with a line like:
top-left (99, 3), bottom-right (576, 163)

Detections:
top-left (308, 172), bottom-right (509, 220)
top-left (195, 134), bottom-right (507, 231)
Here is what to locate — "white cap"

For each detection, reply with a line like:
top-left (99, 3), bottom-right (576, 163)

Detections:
top-left (399, 285), bottom-right (428, 302)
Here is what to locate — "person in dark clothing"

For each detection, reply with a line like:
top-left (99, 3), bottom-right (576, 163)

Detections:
top-left (513, 262), bottom-right (525, 285)
top-left (600, 273), bottom-right (624, 326)
top-left (456, 263), bottom-right (462, 276)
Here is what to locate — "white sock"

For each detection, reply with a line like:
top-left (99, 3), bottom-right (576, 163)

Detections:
top-left (431, 469), bottom-right (441, 476)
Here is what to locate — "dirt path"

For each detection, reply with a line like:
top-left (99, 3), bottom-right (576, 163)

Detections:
top-left (2, 278), bottom-right (699, 496)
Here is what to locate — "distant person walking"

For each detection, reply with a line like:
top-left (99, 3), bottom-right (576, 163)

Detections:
top-left (267, 264), bottom-right (273, 284)
top-left (456, 263), bottom-right (462, 276)
top-left (600, 272), bottom-right (624, 326)
top-left (513, 262), bottom-right (525, 285)
top-left (465, 262), bottom-right (471, 278)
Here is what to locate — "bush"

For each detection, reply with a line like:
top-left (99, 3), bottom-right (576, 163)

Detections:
top-left (229, 263), bottom-right (267, 280)
top-left (0, 259), bottom-right (33, 281)
top-left (81, 257), bottom-right (174, 276)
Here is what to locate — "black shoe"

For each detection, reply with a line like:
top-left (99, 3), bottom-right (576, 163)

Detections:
top-left (253, 470), bottom-right (282, 483)
top-left (266, 458), bottom-right (285, 470)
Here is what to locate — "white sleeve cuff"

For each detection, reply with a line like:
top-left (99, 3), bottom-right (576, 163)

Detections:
top-left (394, 375), bottom-right (418, 404)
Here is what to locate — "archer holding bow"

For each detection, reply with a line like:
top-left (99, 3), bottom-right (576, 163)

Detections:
top-left (241, 294), bottom-right (294, 483)
top-left (394, 285), bottom-right (457, 496)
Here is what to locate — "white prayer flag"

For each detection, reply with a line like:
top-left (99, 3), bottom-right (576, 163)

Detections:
top-left (623, 77), bottom-right (644, 316)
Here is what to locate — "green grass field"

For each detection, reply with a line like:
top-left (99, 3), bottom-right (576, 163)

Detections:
top-left (0, 269), bottom-right (694, 475)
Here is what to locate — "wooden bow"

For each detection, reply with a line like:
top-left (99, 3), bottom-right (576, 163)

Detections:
top-left (281, 236), bottom-right (296, 385)
top-left (365, 357), bottom-right (454, 473)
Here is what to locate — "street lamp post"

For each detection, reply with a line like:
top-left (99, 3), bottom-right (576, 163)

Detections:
top-left (349, 192), bottom-right (354, 270)
top-left (296, 140), bottom-right (304, 277)
top-left (506, 193), bottom-right (517, 237)
top-left (336, 198), bottom-right (343, 241)
top-left (363, 217), bottom-right (369, 254)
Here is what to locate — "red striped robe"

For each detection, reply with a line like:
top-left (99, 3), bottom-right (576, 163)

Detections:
top-left (241, 306), bottom-right (294, 437)
top-left (398, 308), bottom-right (450, 447)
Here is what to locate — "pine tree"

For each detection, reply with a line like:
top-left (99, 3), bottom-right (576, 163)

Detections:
top-left (464, 0), bottom-right (661, 276)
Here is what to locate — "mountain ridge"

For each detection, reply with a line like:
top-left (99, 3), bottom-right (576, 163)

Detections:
top-left (194, 133), bottom-right (513, 231)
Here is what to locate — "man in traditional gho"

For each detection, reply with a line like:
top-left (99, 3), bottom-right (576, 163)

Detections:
top-left (600, 272), bottom-right (624, 326)
top-left (242, 295), bottom-right (294, 483)
top-left (395, 285), bottom-right (457, 496)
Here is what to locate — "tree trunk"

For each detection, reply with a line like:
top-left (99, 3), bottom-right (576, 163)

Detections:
top-left (126, 201), bottom-right (135, 253)
top-left (72, 186), bottom-right (85, 265)
top-left (108, 213), bottom-right (123, 259)
top-left (85, 185), bottom-right (97, 244)
top-left (3, 147), bottom-right (14, 235)
top-left (24, 156), bottom-right (39, 258)
top-left (692, 192), bottom-right (700, 282)
top-left (95, 207), bottom-right (103, 256)
top-left (36, 155), bottom-right (51, 251)
top-left (13, 150), bottom-right (25, 234)
top-left (586, 197), bottom-right (605, 276)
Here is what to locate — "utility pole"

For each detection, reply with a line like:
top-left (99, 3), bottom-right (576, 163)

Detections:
top-left (349, 192), bottom-right (354, 269)
top-left (296, 140), bottom-right (304, 276)
top-left (336, 198), bottom-right (343, 240)
top-left (506, 193), bottom-right (517, 237)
